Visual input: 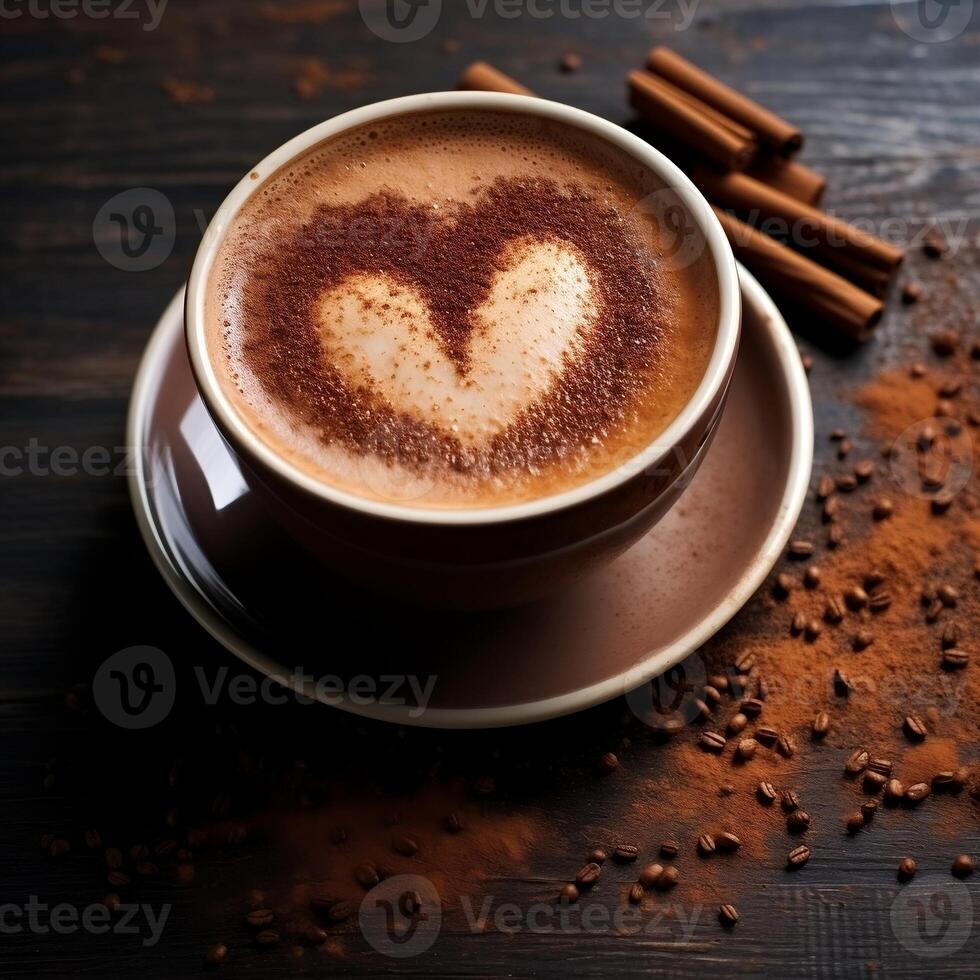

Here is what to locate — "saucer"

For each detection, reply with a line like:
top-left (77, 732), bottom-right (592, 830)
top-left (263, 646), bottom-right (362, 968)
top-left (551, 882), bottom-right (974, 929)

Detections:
top-left (127, 265), bottom-right (812, 728)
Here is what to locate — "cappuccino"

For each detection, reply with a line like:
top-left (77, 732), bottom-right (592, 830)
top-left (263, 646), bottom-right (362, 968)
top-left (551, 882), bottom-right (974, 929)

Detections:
top-left (207, 110), bottom-right (719, 507)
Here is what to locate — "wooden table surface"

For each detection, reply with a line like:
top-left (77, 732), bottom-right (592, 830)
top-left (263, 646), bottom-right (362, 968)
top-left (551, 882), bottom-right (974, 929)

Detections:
top-left (2, 1), bottom-right (979, 977)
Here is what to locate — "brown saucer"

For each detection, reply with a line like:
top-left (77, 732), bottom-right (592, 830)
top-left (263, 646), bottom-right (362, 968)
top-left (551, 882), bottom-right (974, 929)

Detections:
top-left (127, 266), bottom-right (811, 728)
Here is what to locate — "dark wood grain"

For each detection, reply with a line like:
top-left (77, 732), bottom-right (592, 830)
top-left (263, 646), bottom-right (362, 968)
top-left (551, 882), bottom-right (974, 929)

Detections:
top-left (2, 1), bottom-right (979, 977)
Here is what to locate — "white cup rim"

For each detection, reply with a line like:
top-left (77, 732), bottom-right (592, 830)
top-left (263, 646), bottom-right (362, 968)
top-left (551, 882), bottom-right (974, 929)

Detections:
top-left (185, 91), bottom-right (741, 527)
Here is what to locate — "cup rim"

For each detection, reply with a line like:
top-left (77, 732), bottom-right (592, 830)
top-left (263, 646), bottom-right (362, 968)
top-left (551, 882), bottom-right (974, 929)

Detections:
top-left (185, 91), bottom-right (741, 527)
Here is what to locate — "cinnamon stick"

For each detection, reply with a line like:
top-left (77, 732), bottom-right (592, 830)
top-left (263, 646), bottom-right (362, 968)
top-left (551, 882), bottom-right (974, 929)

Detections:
top-left (647, 47), bottom-right (803, 157)
top-left (694, 167), bottom-right (904, 285)
top-left (457, 61), bottom-right (534, 97)
top-left (628, 70), bottom-right (757, 172)
top-left (748, 155), bottom-right (826, 206)
top-left (713, 207), bottom-right (883, 342)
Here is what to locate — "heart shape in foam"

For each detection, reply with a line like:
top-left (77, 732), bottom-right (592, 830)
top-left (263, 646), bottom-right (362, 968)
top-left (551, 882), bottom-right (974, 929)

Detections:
top-left (316, 240), bottom-right (596, 447)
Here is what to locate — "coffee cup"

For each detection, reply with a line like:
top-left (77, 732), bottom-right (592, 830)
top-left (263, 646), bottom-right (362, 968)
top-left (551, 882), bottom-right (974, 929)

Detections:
top-left (185, 91), bottom-right (741, 609)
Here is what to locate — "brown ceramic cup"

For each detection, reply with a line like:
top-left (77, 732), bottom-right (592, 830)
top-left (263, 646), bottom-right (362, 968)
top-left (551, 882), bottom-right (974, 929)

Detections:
top-left (184, 92), bottom-right (741, 609)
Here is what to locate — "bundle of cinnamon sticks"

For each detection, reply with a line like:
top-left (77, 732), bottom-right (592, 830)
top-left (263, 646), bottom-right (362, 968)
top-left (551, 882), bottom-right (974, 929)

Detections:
top-left (458, 55), bottom-right (905, 343)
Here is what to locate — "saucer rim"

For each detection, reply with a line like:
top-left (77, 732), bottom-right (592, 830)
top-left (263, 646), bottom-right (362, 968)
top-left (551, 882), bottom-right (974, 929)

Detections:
top-left (127, 265), bottom-right (813, 729)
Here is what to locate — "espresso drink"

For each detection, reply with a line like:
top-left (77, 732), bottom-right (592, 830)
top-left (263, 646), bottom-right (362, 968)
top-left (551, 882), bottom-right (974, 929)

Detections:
top-left (207, 110), bottom-right (719, 507)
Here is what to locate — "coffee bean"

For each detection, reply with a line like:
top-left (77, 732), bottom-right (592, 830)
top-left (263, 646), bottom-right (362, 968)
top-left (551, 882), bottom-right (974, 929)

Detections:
top-left (932, 493), bottom-right (955, 515)
top-left (816, 475), bottom-right (834, 500)
top-left (827, 525), bottom-right (844, 549)
top-left (48, 838), bottom-right (71, 859)
top-left (309, 884), bottom-right (340, 910)
top-left (941, 649), bottom-right (969, 670)
top-left (804, 565), bottom-right (821, 589)
top-left (853, 630), bottom-right (874, 651)
top-left (175, 863), bottom-right (195, 887)
top-left (655, 865), bottom-right (679, 890)
top-left (699, 731), bottom-right (726, 753)
top-left (446, 812), bottom-right (464, 833)
top-left (740, 698), bottom-right (764, 718)
top-left (898, 858), bottom-right (917, 882)
top-left (952, 854), bottom-right (974, 878)
top-left (833, 670), bottom-right (852, 697)
top-left (905, 782), bottom-right (931, 804)
top-left (904, 715), bottom-right (928, 742)
top-left (938, 584), bottom-right (959, 607)
top-left (902, 282), bottom-right (922, 304)
top-left (830, 428), bottom-right (848, 441)
top-left (844, 587), bottom-right (868, 612)
top-left (787, 845), bottom-right (811, 868)
top-left (354, 864), bottom-right (380, 889)
top-left (776, 734), bottom-right (796, 758)
top-left (734, 650), bottom-right (757, 673)
top-left (703, 684), bottom-right (723, 706)
top-left (854, 460), bottom-right (874, 482)
top-left (780, 790), bottom-right (801, 811)
top-left (598, 751), bottom-right (620, 774)
top-left (613, 844), bottom-right (639, 863)
top-left (105, 847), bottom-right (123, 869)
top-left (155, 837), bottom-right (177, 858)
top-left (135, 860), bottom-right (158, 877)
top-left (659, 840), bottom-right (679, 858)
top-left (589, 847), bottom-right (608, 865)
top-left (246, 909), bottom-right (275, 928)
top-left (575, 862), bottom-right (602, 887)
top-left (861, 800), bottom-right (879, 821)
top-left (931, 329), bottom-right (958, 355)
top-left (755, 675), bottom-right (769, 701)
top-left (697, 833), bottom-right (716, 856)
top-left (708, 674), bottom-right (730, 692)
top-left (736, 738), bottom-right (758, 761)
top-left (884, 778), bottom-right (906, 804)
top-left (836, 473), bottom-right (858, 493)
top-left (932, 771), bottom-right (957, 792)
top-left (788, 540), bottom-right (814, 559)
top-left (758, 781), bottom-right (778, 804)
top-left (824, 598), bottom-right (845, 625)
top-left (790, 612), bottom-right (807, 635)
top-left (254, 929), bottom-right (280, 946)
top-left (392, 835), bottom-right (418, 857)
top-left (327, 901), bottom-right (353, 922)
top-left (84, 829), bottom-right (102, 850)
top-left (773, 574), bottom-right (794, 599)
top-left (844, 748), bottom-right (870, 776)
top-left (812, 711), bottom-right (831, 738)
top-left (863, 770), bottom-right (887, 793)
top-left (559, 883), bottom-right (580, 903)
top-left (638, 863), bottom-right (664, 888)
top-left (951, 767), bottom-right (971, 791)
top-left (755, 726), bottom-right (779, 747)
top-left (925, 599), bottom-right (944, 623)
top-left (801, 353), bottom-right (813, 374)
top-left (628, 882), bottom-right (645, 905)
top-left (719, 904), bottom-right (739, 927)
top-left (838, 439), bottom-right (852, 459)
top-left (715, 831), bottom-right (742, 853)
top-left (305, 926), bottom-right (329, 944)
top-left (822, 496), bottom-right (839, 523)
top-left (941, 624), bottom-right (960, 649)
top-left (868, 757), bottom-right (893, 776)
top-left (845, 811), bottom-right (866, 834)
top-left (872, 499), bottom-right (893, 521)
top-left (692, 698), bottom-right (713, 721)
top-left (473, 775), bottom-right (496, 796)
top-left (727, 713), bottom-right (748, 735)
top-left (106, 871), bottom-right (130, 887)
top-left (129, 844), bottom-right (148, 863)
top-left (205, 943), bottom-right (228, 967)
top-left (787, 809), bottom-right (811, 833)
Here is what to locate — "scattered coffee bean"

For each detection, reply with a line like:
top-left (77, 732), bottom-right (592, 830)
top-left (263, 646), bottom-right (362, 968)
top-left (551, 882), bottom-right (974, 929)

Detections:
top-left (205, 943), bottom-right (228, 967)
top-left (736, 738), bottom-right (758, 761)
top-left (656, 865), bottom-right (679, 890)
top-left (932, 329), bottom-right (959, 356)
top-left (699, 731), bottom-right (727, 753)
top-left (776, 735), bottom-right (796, 758)
top-left (659, 840), bottom-right (679, 858)
top-left (740, 698), bottom-right (764, 718)
top-left (854, 460), bottom-right (874, 482)
top-left (305, 926), bottom-right (329, 945)
top-left (787, 845), bottom-right (811, 869)
top-left (905, 782), bottom-right (931, 804)
top-left (822, 496), bottom-right (840, 523)
top-left (904, 715), bottom-right (928, 742)
top-left (845, 748), bottom-right (870, 776)
top-left (872, 499), bottom-right (893, 521)
top-left (803, 565), bottom-right (821, 589)
top-left (254, 928), bottom-right (280, 946)
top-left (937, 584), bottom-right (959, 607)
top-left (801, 352), bottom-right (813, 374)
top-left (105, 847), bottom-right (123, 870)
top-left (560, 883), bottom-right (580, 903)
top-left (780, 790), bottom-right (802, 812)
top-left (806, 619), bottom-right (824, 641)
top-left (101, 893), bottom-right (121, 914)
top-left (703, 684), bottom-right (723, 706)
top-left (697, 833), bottom-right (717, 856)
top-left (941, 649), bottom-right (968, 670)
top-left (833, 669), bottom-right (852, 697)
top-left (861, 800), bottom-right (879, 821)
top-left (446, 812), bottom-right (464, 834)
top-left (951, 767), bottom-right (971, 791)
top-left (932, 771), bottom-right (956, 792)
top-left (787, 809), bottom-right (811, 833)
top-left (790, 612), bottom-right (807, 635)
top-left (884, 779), bottom-right (906, 804)
top-left (853, 630), bottom-right (874, 652)
top-left (863, 770), bottom-right (887, 793)
top-left (758, 781), bottom-right (778, 804)
top-left (824, 598), bottom-right (845, 625)
top-left (627, 882), bottom-right (645, 905)
top-left (844, 587), bottom-right (869, 612)
top-left (246, 909), bottom-right (275, 928)
top-left (845, 811), bottom-right (866, 834)
top-left (868, 757), bottom-right (893, 776)
top-left (598, 752), bottom-right (620, 774)
top-left (106, 871), bottom-right (130, 887)
top-left (613, 844), bottom-right (639, 863)
top-left (838, 439), bottom-right (852, 459)
top-left (952, 854), bottom-right (974, 878)
top-left (575, 862), bottom-right (602, 887)
top-left (830, 428), bottom-right (847, 441)
top-left (638, 863), bottom-right (664, 888)
top-left (354, 864), bottom-right (380, 889)
top-left (559, 51), bottom-right (582, 72)
top-left (788, 540), bottom-right (814, 559)
top-left (836, 473), bottom-right (858, 493)
top-left (589, 847), bottom-right (608, 865)
top-left (923, 229), bottom-right (948, 258)
top-left (719, 904), bottom-right (739, 927)
top-left (727, 713), bottom-right (748, 735)
top-left (898, 858), bottom-right (917, 881)
top-left (708, 674), bottom-right (730, 692)
top-left (812, 712), bottom-right (831, 738)
top-left (392, 836), bottom-right (418, 857)
top-left (755, 726), bottom-right (778, 747)
top-left (827, 525), bottom-right (844, 549)
top-left (816, 474), bottom-right (834, 500)
top-left (901, 282), bottom-right (922, 304)
top-left (941, 623), bottom-right (960, 649)
top-left (869, 589), bottom-right (893, 613)
top-left (715, 831), bottom-right (742, 853)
